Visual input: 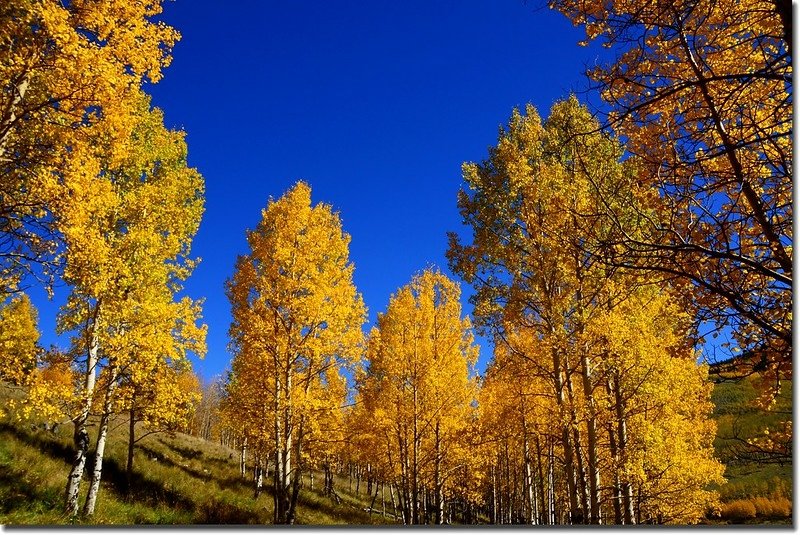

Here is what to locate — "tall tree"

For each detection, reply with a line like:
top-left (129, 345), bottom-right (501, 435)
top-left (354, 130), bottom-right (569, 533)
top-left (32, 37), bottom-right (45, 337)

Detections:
top-left (357, 269), bottom-right (478, 525)
top-left (449, 98), bottom-right (724, 524)
top-left (0, 0), bottom-right (179, 294)
top-left (226, 181), bottom-right (366, 524)
top-left (17, 95), bottom-right (206, 517)
top-left (549, 0), bottom-right (792, 385)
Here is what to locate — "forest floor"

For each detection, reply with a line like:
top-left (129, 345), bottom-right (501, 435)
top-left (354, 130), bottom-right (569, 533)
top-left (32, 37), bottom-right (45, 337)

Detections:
top-left (0, 377), bottom-right (792, 525)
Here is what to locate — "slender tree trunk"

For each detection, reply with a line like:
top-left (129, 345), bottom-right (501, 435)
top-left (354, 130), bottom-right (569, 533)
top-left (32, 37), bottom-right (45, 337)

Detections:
top-left (368, 482), bottom-right (380, 517)
top-left (286, 417), bottom-right (304, 525)
top-left (83, 367), bottom-right (118, 516)
top-left (126, 403), bottom-right (136, 491)
top-left (0, 74), bottom-right (29, 158)
top-left (523, 433), bottom-right (535, 524)
top-left (389, 482), bottom-right (399, 522)
top-left (64, 322), bottom-right (100, 516)
top-left (551, 345), bottom-right (579, 524)
top-left (606, 379), bottom-right (623, 524)
top-left (613, 374), bottom-right (635, 525)
top-left (579, 348), bottom-right (601, 524)
top-left (489, 465), bottom-right (500, 524)
top-left (240, 437), bottom-right (247, 479)
top-left (273, 372), bottom-right (285, 523)
top-left (547, 439), bottom-right (556, 525)
top-left (535, 435), bottom-right (547, 525)
top-left (434, 423), bottom-right (444, 524)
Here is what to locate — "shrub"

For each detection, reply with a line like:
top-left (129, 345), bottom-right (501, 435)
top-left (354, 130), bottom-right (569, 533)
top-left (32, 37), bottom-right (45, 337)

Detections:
top-left (721, 499), bottom-right (756, 521)
top-left (752, 496), bottom-right (792, 518)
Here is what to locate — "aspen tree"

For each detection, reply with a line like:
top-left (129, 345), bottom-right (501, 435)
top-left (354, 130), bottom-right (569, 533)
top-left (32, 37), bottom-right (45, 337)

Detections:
top-left (226, 182), bottom-right (366, 524)
top-left (15, 96), bottom-right (206, 517)
top-left (450, 98), bottom-right (724, 524)
top-left (550, 0), bottom-right (792, 390)
top-left (0, 0), bottom-right (179, 293)
top-left (357, 269), bottom-right (478, 524)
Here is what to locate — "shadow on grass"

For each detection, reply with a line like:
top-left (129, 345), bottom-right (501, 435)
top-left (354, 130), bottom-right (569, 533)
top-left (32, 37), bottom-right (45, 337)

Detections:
top-left (137, 442), bottom-right (255, 495)
top-left (96, 455), bottom-right (199, 513)
top-left (0, 461), bottom-right (62, 516)
top-left (162, 441), bottom-right (204, 461)
top-left (0, 423), bottom-right (74, 465)
top-left (297, 487), bottom-right (382, 526)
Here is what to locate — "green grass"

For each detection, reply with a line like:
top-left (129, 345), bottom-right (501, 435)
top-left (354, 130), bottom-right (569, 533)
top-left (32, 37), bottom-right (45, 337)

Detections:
top-left (707, 376), bottom-right (792, 524)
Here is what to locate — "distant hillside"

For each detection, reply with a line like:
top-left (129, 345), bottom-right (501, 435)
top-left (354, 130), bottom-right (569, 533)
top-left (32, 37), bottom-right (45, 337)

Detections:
top-left (707, 373), bottom-right (792, 525)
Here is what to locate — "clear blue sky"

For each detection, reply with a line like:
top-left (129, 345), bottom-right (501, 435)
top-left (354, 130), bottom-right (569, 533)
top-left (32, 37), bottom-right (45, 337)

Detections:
top-left (32, 0), bottom-right (608, 381)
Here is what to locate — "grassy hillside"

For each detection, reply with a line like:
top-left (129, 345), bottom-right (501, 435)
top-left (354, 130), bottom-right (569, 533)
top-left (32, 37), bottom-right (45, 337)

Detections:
top-left (0, 408), bottom-right (395, 525)
top-left (708, 375), bottom-right (792, 524)
top-left (0, 376), bottom-right (793, 525)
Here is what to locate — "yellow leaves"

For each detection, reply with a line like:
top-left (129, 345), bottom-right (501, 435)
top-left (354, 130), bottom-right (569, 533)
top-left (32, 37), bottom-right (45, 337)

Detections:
top-left (356, 268), bottom-right (478, 494)
top-left (0, 294), bottom-right (40, 385)
top-left (0, 0), bottom-right (182, 293)
top-left (226, 181), bottom-right (366, 463)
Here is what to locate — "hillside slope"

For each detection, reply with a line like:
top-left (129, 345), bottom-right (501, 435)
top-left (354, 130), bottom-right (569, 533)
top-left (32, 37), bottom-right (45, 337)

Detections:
top-left (0, 412), bottom-right (394, 525)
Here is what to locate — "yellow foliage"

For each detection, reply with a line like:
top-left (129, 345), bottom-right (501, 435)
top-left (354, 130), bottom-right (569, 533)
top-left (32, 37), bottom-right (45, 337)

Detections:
top-left (0, 295), bottom-right (40, 385)
top-left (0, 0), bottom-right (180, 292)
top-left (225, 181), bottom-right (366, 518)
top-left (356, 269), bottom-right (478, 522)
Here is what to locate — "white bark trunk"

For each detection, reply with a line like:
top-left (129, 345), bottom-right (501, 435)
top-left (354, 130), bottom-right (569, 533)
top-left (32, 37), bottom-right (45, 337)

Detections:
top-left (64, 321), bottom-right (100, 516)
top-left (83, 367), bottom-right (117, 516)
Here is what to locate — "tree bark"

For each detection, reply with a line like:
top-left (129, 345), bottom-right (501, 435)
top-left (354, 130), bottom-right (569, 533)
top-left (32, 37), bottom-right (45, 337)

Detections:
top-left (240, 436), bottom-right (247, 479)
top-left (613, 374), bottom-right (634, 525)
top-left (0, 74), bottom-right (29, 159)
top-left (64, 319), bottom-right (99, 516)
top-left (83, 366), bottom-right (118, 516)
top-left (126, 403), bottom-right (136, 491)
top-left (579, 349), bottom-right (601, 524)
top-left (434, 423), bottom-right (444, 524)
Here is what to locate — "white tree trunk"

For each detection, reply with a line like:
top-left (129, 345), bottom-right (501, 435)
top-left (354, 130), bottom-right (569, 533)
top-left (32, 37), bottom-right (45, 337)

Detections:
top-left (83, 367), bottom-right (117, 516)
top-left (64, 322), bottom-right (99, 516)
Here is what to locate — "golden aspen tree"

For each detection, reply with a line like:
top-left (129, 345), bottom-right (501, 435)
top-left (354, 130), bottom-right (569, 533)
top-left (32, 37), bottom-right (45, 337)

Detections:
top-left (189, 377), bottom-right (225, 442)
top-left (449, 97), bottom-right (629, 523)
top-left (585, 284), bottom-right (725, 524)
top-left (0, 0), bottom-right (179, 293)
top-left (0, 294), bottom-right (40, 385)
top-left (449, 98), bottom-right (724, 524)
top-left (478, 337), bottom-right (561, 525)
top-left (226, 181), bottom-right (366, 524)
top-left (23, 95), bottom-right (206, 517)
top-left (357, 269), bottom-right (478, 524)
top-left (550, 0), bottom-right (792, 388)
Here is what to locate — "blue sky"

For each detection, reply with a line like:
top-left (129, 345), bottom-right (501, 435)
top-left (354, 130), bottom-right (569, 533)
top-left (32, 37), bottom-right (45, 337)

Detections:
top-left (31, 0), bottom-right (609, 381)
